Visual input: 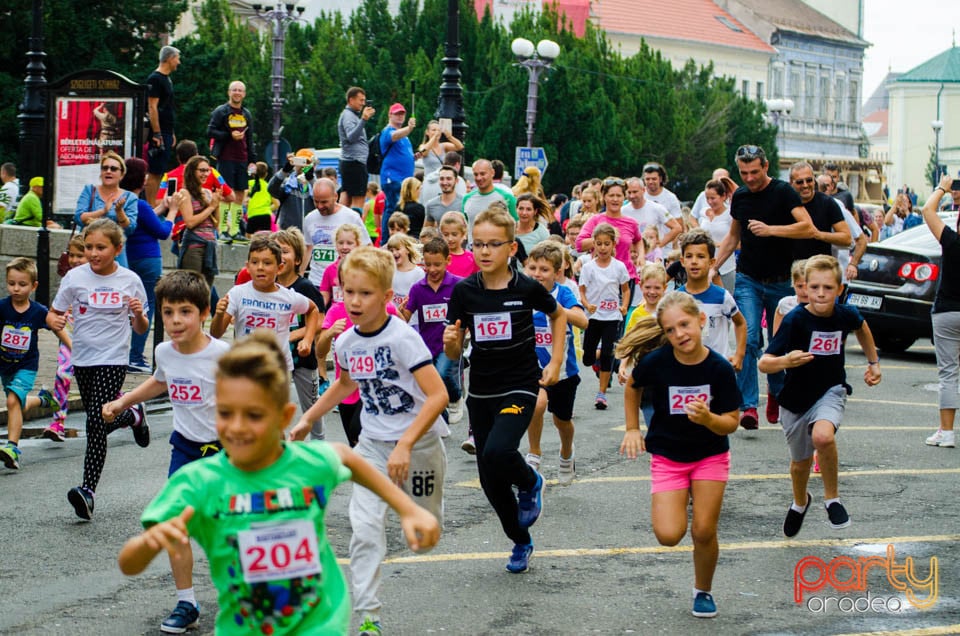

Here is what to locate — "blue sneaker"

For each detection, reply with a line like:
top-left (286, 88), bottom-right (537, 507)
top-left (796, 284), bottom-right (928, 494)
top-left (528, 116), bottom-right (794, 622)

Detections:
top-left (67, 486), bottom-right (94, 520)
top-left (318, 378), bottom-right (331, 397)
top-left (37, 387), bottom-right (57, 410)
top-left (1, 443), bottom-right (21, 470)
top-left (161, 600), bottom-right (199, 633)
top-left (506, 542), bottom-right (534, 573)
top-left (517, 471), bottom-right (544, 528)
top-left (692, 591), bottom-right (717, 618)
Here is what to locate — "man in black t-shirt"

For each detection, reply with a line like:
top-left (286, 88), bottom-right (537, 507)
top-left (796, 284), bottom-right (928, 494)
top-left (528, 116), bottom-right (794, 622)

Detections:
top-left (789, 162), bottom-right (850, 261)
top-left (145, 45), bottom-right (181, 206)
top-left (207, 81), bottom-right (256, 240)
top-left (711, 145), bottom-right (814, 430)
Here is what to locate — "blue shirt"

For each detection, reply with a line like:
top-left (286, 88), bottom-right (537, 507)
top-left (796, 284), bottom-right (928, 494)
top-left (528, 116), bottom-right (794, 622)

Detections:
top-left (126, 199), bottom-right (173, 260)
top-left (379, 126), bottom-right (415, 184)
top-left (0, 297), bottom-right (50, 374)
top-left (532, 284), bottom-right (581, 380)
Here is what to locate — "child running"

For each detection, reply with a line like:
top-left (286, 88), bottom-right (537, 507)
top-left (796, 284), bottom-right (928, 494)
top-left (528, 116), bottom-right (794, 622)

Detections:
top-left (439, 211), bottom-right (477, 278)
top-left (118, 331), bottom-right (440, 635)
top-left (289, 246), bottom-right (447, 634)
top-left (772, 259), bottom-right (808, 335)
top-left (0, 258), bottom-right (63, 469)
top-left (523, 241), bottom-right (588, 485)
top-left (319, 224), bottom-right (364, 310)
top-left (386, 233), bottom-right (424, 315)
top-left (618, 291), bottom-right (741, 618)
top-left (103, 270), bottom-right (227, 633)
top-left (579, 222), bottom-right (630, 410)
top-left (759, 255), bottom-right (881, 536)
top-left (48, 219), bottom-right (150, 519)
top-left (443, 206), bottom-right (567, 573)
top-left (43, 235), bottom-right (86, 442)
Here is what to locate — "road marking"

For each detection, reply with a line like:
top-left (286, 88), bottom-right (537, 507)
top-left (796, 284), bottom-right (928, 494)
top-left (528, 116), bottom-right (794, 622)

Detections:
top-left (455, 467), bottom-right (960, 488)
top-left (846, 397), bottom-right (937, 407)
top-left (834, 627), bottom-right (960, 636)
top-left (610, 424), bottom-right (932, 432)
top-left (379, 533), bottom-right (960, 565)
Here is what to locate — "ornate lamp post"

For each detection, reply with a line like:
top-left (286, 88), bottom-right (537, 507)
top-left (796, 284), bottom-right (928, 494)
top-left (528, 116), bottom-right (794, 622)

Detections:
top-left (511, 38), bottom-right (560, 147)
top-left (250, 2), bottom-right (306, 171)
top-left (434, 0), bottom-right (467, 141)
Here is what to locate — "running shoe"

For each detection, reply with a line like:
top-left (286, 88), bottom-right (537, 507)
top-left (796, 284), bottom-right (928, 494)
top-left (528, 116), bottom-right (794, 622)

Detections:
top-left (448, 397), bottom-right (464, 424)
top-left (783, 492), bottom-right (811, 538)
top-left (558, 453), bottom-right (575, 486)
top-left (925, 428), bottom-right (956, 448)
top-left (160, 601), bottom-right (199, 634)
top-left (43, 421), bottom-right (67, 443)
top-left (461, 435), bottom-right (476, 455)
top-left (131, 403), bottom-right (150, 448)
top-left (126, 362), bottom-right (152, 374)
top-left (692, 592), bottom-right (718, 618)
top-left (525, 453), bottom-right (541, 471)
top-left (38, 387), bottom-right (58, 410)
top-left (739, 407), bottom-right (759, 430)
top-left (68, 486), bottom-right (95, 520)
top-left (506, 542), bottom-right (534, 573)
top-left (825, 501), bottom-right (851, 529)
top-left (1, 443), bottom-right (21, 470)
top-left (594, 392), bottom-right (608, 410)
top-left (517, 471), bottom-right (544, 528)
top-left (765, 392), bottom-right (779, 424)
top-left (358, 617), bottom-right (382, 635)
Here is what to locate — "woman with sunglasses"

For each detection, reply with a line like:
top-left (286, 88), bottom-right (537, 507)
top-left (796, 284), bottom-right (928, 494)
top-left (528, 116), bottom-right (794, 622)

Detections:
top-left (575, 177), bottom-right (645, 282)
top-left (74, 151), bottom-right (139, 267)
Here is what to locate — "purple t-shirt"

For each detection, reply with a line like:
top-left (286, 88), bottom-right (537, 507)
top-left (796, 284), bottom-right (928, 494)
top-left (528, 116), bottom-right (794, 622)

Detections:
top-left (406, 271), bottom-right (462, 357)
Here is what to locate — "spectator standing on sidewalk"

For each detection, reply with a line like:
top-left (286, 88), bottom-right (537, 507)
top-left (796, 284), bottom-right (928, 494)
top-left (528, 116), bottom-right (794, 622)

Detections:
top-left (0, 163), bottom-right (20, 221)
top-left (379, 103), bottom-right (416, 238)
top-left (338, 87), bottom-right (376, 210)
top-left (145, 46), bottom-right (181, 206)
top-left (207, 80), bottom-right (256, 243)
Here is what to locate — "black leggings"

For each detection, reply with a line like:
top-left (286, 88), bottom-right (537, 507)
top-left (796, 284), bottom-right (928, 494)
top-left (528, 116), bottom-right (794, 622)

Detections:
top-left (74, 365), bottom-right (134, 492)
top-left (582, 319), bottom-right (621, 372)
top-left (338, 401), bottom-right (363, 448)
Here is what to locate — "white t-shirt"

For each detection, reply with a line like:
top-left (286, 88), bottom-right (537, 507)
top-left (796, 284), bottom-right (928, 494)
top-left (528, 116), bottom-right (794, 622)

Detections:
top-left (225, 281), bottom-right (312, 371)
top-left (690, 190), bottom-right (708, 221)
top-left (777, 294), bottom-right (799, 317)
top-left (622, 199), bottom-right (671, 236)
top-left (699, 208), bottom-right (735, 276)
top-left (335, 315), bottom-right (447, 440)
top-left (579, 258), bottom-right (630, 321)
top-left (681, 284), bottom-right (740, 358)
top-left (303, 206), bottom-right (371, 286)
top-left (52, 264), bottom-right (147, 367)
top-left (0, 181), bottom-right (19, 218)
top-left (562, 277), bottom-right (581, 303)
top-left (392, 266), bottom-right (425, 312)
top-left (646, 187), bottom-right (682, 219)
top-left (153, 336), bottom-right (230, 442)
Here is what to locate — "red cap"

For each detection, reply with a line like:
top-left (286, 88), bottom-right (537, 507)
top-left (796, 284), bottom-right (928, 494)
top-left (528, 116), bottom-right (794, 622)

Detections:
top-left (389, 103), bottom-right (406, 114)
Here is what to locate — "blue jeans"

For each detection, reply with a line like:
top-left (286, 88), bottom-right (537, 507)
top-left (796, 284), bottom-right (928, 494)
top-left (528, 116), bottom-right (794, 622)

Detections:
top-left (434, 352), bottom-right (461, 403)
top-left (128, 256), bottom-right (162, 365)
top-left (734, 272), bottom-right (792, 409)
top-left (381, 178), bottom-right (402, 237)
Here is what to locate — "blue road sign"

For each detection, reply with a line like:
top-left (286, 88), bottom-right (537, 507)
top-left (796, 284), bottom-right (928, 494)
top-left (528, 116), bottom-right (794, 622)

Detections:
top-left (515, 146), bottom-right (548, 178)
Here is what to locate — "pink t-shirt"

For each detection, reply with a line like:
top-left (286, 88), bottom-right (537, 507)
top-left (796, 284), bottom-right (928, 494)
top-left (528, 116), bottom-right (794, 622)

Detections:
top-left (576, 213), bottom-right (643, 280)
top-left (322, 301), bottom-right (398, 404)
top-left (319, 257), bottom-right (341, 304)
top-left (448, 250), bottom-right (479, 278)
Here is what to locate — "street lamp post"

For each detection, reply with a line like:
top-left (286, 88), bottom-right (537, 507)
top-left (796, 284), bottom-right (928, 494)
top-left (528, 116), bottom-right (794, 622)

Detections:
top-left (434, 0), bottom-right (466, 141)
top-left (932, 119), bottom-right (944, 184)
top-left (764, 98), bottom-right (794, 170)
top-left (250, 2), bottom-right (306, 172)
top-left (511, 38), bottom-right (560, 148)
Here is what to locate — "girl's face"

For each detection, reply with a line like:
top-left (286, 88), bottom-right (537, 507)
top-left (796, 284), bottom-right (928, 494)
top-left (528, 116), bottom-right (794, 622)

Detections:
top-left (388, 224), bottom-right (405, 237)
top-left (593, 234), bottom-right (615, 258)
top-left (336, 232), bottom-right (359, 259)
top-left (643, 227), bottom-right (659, 243)
top-left (793, 277), bottom-right (808, 302)
top-left (194, 161), bottom-right (211, 182)
top-left (441, 226), bottom-right (465, 252)
top-left (517, 200), bottom-right (535, 224)
top-left (641, 278), bottom-right (665, 307)
top-left (67, 247), bottom-right (87, 270)
top-left (705, 188), bottom-right (725, 212)
top-left (84, 230), bottom-right (122, 275)
top-left (391, 246), bottom-right (412, 266)
top-left (216, 377), bottom-right (294, 473)
top-left (581, 192), bottom-right (598, 212)
top-left (278, 242), bottom-right (298, 277)
top-left (660, 305), bottom-right (705, 357)
top-left (427, 122), bottom-right (440, 136)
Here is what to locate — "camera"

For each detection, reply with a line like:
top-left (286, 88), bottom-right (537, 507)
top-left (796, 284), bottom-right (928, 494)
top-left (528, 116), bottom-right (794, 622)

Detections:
top-left (952, 179), bottom-right (960, 191)
top-left (292, 156), bottom-right (308, 168)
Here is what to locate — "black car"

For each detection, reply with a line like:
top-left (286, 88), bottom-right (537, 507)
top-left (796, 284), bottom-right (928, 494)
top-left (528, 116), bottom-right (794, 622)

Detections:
top-left (846, 214), bottom-right (957, 352)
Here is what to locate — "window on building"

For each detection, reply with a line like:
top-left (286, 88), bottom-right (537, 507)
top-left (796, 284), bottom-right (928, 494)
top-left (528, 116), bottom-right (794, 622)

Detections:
top-left (820, 76), bottom-right (831, 120)
top-left (756, 81), bottom-right (764, 101)
top-left (771, 67), bottom-right (784, 98)
top-left (848, 79), bottom-right (859, 123)
top-left (789, 70), bottom-right (801, 112)
top-left (834, 76), bottom-right (846, 121)
top-left (742, 79), bottom-right (750, 97)
top-left (805, 72), bottom-right (816, 118)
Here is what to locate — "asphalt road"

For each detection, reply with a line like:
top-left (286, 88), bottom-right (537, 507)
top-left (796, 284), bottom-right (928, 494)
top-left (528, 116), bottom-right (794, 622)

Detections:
top-left (2, 342), bottom-right (959, 635)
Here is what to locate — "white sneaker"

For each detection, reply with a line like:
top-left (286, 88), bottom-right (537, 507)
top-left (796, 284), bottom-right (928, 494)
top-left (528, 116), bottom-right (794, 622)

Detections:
top-left (525, 453), bottom-right (541, 471)
top-left (448, 397), bottom-right (464, 424)
top-left (558, 454), bottom-right (575, 486)
top-left (925, 428), bottom-right (955, 447)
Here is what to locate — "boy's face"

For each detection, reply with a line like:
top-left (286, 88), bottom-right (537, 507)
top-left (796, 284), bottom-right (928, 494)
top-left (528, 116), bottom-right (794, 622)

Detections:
top-left (565, 225), bottom-right (580, 246)
top-left (681, 243), bottom-right (714, 282)
top-left (341, 268), bottom-right (392, 332)
top-left (441, 226), bottom-right (464, 252)
top-left (67, 247), bottom-right (87, 270)
top-left (160, 299), bottom-right (208, 347)
top-left (6, 270), bottom-right (37, 302)
top-left (524, 257), bottom-right (558, 290)
top-left (805, 269), bottom-right (839, 316)
top-left (471, 222), bottom-right (516, 274)
top-left (277, 243), bottom-right (297, 277)
top-left (641, 278), bottom-right (665, 307)
top-left (422, 252), bottom-right (449, 284)
top-left (247, 249), bottom-right (280, 290)
top-left (216, 377), bottom-right (294, 473)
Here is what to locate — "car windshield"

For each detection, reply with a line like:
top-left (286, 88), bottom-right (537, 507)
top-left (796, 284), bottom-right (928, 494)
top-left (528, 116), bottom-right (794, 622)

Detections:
top-left (880, 214), bottom-right (959, 251)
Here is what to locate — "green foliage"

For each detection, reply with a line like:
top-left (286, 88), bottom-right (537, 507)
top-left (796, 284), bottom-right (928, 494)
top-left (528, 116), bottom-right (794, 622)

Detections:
top-left (0, 0), bottom-right (776, 198)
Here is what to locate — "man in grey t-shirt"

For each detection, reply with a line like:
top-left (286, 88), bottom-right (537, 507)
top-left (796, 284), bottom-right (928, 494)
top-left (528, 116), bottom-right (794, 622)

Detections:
top-left (425, 166), bottom-right (464, 227)
top-left (337, 86), bottom-right (375, 210)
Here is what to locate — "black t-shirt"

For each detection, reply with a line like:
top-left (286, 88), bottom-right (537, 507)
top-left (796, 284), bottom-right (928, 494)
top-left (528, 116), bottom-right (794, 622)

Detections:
top-left (631, 345), bottom-right (740, 462)
top-left (731, 179), bottom-right (803, 281)
top-left (666, 259), bottom-right (687, 286)
top-left (287, 276), bottom-right (323, 370)
top-left (402, 201), bottom-right (426, 237)
top-left (794, 192), bottom-right (845, 260)
top-left (765, 304), bottom-right (863, 413)
top-left (934, 226), bottom-right (960, 314)
top-left (446, 269), bottom-right (558, 397)
top-left (146, 71), bottom-right (175, 133)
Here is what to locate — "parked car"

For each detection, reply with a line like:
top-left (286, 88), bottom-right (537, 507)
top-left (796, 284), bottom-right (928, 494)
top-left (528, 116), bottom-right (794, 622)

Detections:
top-left (846, 213), bottom-right (957, 352)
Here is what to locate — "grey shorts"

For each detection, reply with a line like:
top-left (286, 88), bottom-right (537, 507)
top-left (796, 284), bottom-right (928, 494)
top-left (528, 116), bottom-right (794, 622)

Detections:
top-left (780, 385), bottom-right (846, 462)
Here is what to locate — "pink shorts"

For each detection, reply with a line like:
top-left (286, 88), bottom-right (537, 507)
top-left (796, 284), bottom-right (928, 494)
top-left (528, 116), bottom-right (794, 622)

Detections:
top-left (649, 451), bottom-right (730, 494)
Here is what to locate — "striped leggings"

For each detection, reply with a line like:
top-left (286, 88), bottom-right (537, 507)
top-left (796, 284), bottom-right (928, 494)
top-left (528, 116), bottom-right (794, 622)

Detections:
top-left (74, 365), bottom-right (134, 492)
top-left (50, 341), bottom-right (73, 425)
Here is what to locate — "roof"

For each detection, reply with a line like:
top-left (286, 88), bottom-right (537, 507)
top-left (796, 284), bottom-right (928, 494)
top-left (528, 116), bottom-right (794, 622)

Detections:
top-left (726, 0), bottom-right (868, 47)
top-left (895, 46), bottom-right (960, 83)
top-left (862, 72), bottom-right (901, 115)
top-left (862, 109), bottom-right (888, 138)
top-left (593, 0), bottom-right (775, 55)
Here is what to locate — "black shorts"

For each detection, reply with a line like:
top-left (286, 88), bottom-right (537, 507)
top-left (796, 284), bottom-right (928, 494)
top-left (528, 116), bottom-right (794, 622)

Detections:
top-left (147, 133), bottom-right (174, 176)
top-left (339, 159), bottom-right (367, 197)
top-left (245, 213), bottom-right (272, 235)
top-left (217, 159), bottom-right (249, 192)
top-left (543, 375), bottom-right (580, 421)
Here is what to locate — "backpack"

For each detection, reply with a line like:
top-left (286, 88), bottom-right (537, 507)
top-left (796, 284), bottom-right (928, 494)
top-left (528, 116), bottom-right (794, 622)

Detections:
top-left (366, 133), bottom-right (382, 175)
